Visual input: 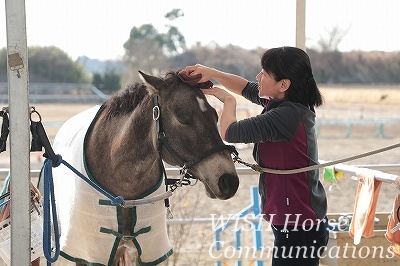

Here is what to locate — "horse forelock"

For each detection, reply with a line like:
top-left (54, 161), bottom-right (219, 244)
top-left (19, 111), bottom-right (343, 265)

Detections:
top-left (162, 70), bottom-right (180, 86)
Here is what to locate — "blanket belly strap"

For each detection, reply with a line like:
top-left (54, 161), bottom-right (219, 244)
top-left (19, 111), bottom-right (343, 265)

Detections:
top-left (100, 226), bottom-right (151, 241)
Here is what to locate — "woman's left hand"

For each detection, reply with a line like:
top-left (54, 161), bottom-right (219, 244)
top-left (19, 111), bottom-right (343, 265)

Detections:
top-left (201, 87), bottom-right (234, 103)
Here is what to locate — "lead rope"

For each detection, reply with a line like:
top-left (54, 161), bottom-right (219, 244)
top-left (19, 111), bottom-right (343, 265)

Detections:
top-left (42, 154), bottom-right (126, 265)
top-left (35, 114), bottom-right (124, 265)
top-left (234, 142), bottom-right (400, 174)
top-left (42, 158), bottom-right (60, 265)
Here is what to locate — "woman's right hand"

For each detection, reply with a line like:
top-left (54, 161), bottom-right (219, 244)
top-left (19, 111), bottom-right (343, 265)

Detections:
top-left (185, 64), bottom-right (216, 83)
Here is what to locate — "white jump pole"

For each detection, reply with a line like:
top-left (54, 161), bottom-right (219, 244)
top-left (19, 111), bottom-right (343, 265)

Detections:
top-left (5, 0), bottom-right (31, 265)
top-left (296, 0), bottom-right (306, 51)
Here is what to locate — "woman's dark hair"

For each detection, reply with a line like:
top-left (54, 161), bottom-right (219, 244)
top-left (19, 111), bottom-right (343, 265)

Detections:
top-left (260, 46), bottom-right (323, 108)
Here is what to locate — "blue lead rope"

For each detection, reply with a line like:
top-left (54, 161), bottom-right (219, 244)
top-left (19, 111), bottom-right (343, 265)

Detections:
top-left (59, 158), bottom-right (124, 205)
top-left (42, 158), bottom-right (60, 265)
top-left (42, 154), bottom-right (126, 265)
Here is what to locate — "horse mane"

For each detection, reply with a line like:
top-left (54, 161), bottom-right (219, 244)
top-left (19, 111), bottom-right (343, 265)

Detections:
top-left (102, 70), bottom-right (181, 119)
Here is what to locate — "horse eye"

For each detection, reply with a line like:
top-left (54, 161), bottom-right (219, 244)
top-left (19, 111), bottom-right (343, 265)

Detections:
top-left (176, 113), bottom-right (191, 125)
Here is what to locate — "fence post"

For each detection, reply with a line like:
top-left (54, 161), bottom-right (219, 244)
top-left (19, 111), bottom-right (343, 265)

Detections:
top-left (377, 123), bottom-right (385, 138)
top-left (5, 0), bottom-right (31, 265)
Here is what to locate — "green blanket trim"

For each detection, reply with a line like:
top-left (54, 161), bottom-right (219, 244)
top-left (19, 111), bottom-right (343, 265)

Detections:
top-left (60, 251), bottom-right (105, 266)
top-left (100, 226), bottom-right (151, 241)
top-left (137, 249), bottom-right (174, 266)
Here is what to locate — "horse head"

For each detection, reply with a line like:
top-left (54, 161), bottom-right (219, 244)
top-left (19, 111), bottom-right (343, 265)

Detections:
top-left (139, 70), bottom-right (239, 200)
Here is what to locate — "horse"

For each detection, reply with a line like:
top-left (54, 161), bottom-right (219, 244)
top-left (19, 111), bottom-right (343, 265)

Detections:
top-left (42, 70), bottom-right (240, 266)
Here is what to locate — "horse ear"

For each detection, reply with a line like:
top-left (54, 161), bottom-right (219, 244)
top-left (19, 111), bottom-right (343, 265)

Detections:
top-left (138, 70), bottom-right (162, 94)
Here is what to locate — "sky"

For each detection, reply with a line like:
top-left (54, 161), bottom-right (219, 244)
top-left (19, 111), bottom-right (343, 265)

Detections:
top-left (1, 0), bottom-right (399, 60)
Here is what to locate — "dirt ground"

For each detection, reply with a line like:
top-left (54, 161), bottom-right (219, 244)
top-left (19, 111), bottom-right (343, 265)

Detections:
top-left (0, 85), bottom-right (400, 265)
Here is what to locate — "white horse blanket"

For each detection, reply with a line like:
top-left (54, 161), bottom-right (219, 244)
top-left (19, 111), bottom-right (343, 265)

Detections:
top-left (42, 105), bottom-right (172, 266)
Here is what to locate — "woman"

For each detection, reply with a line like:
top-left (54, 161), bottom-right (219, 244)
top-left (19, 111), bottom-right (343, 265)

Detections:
top-left (185, 46), bottom-right (328, 266)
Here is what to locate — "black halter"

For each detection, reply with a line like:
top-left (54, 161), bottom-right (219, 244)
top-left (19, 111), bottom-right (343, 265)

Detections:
top-left (152, 94), bottom-right (238, 183)
top-left (152, 94), bottom-right (238, 216)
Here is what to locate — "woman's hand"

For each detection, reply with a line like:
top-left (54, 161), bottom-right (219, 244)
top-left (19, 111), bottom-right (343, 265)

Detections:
top-left (186, 64), bottom-right (248, 95)
top-left (201, 86), bottom-right (234, 103)
top-left (185, 64), bottom-right (216, 83)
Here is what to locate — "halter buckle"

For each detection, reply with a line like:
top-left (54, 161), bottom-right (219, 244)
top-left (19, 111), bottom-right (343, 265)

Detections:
top-left (152, 105), bottom-right (160, 121)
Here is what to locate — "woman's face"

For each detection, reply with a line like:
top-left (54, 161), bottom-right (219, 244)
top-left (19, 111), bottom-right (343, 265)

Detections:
top-left (256, 70), bottom-right (285, 99)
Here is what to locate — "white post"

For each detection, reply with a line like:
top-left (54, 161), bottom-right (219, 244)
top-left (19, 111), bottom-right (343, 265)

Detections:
top-left (296, 0), bottom-right (306, 51)
top-left (5, 0), bottom-right (31, 265)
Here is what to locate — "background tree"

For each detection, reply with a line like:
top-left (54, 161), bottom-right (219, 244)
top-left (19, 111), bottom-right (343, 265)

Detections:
top-left (122, 9), bottom-right (186, 82)
top-left (163, 8), bottom-right (186, 55)
top-left (28, 46), bottom-right (89, 83)
top-left (168, 44), bottom-right (264, 81)
top-left (92, 68), bottom-right (121, 94)
top-left (1, 24), bottom-right (400, 86)
top-left (310, 26), bottom-right (349, 83)
top-left (317, 25), bottom-right (349, 52)
top-left (0, 46), bottom-right (88, 83)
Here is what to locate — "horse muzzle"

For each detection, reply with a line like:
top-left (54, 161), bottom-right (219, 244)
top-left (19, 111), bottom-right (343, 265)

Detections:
top-left (204, 173), bottom-right (239, 200)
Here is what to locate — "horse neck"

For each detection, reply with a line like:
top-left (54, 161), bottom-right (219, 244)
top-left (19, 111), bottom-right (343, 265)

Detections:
top-left (85, 98), bottom-right (162, 199)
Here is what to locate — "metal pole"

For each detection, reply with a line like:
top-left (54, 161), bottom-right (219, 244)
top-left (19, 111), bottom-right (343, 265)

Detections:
top-left (296, 0), bottom-right (306, 51)
top-left (5, 0), bottom-right (31, 265)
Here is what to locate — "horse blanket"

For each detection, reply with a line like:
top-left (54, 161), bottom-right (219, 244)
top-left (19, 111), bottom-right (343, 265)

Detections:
top-left (41, 105), bottom-right (173, 266)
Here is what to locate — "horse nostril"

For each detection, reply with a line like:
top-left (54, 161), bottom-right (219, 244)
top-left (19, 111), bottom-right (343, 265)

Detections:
top-left (218, 174), bottom-right (239, 199)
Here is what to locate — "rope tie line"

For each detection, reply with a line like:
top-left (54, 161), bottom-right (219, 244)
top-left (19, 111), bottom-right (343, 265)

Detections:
top-left (59, 158), bottom-right (124, 206)
top-left (234, 142), bottom-right (400, 174)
